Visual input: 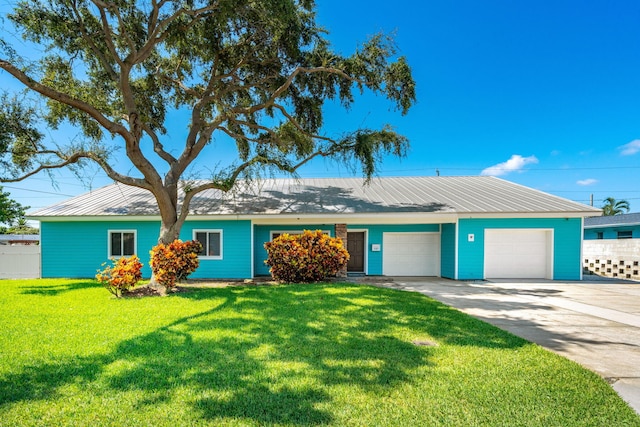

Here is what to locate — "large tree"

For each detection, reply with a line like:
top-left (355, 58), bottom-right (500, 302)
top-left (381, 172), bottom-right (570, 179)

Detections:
top-left (0, 186), bottom-right (28, 226)
top-left (601, 197), bottom-right (630, 216)
top-left (0, 1), bottom-right (416, 247)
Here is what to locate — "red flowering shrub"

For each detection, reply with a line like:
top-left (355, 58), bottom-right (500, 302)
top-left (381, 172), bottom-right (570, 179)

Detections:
top-left (264, 230), bottom-right (350, 283)
top-left (149, 240), bottom-right (202, 289)
top-left (96, 255), bottom-right (143, 297)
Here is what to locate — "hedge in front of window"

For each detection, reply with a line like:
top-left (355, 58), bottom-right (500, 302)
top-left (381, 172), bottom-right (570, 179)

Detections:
top-left (264, 230), bottom-right (350, 283)
top-left (150, 240), bottom-right (203, 289)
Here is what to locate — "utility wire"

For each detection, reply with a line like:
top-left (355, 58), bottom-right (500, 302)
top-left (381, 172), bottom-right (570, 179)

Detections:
top-left (1, 185), bottom-right (75, 197)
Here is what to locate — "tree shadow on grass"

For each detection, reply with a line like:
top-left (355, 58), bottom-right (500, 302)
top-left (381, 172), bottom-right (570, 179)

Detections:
top-left (0, 357), bottom-right (104, 406)
top-left (0, 284), bottom-right (527, 425)
top-left (19, 280), bottom-right (100, 296)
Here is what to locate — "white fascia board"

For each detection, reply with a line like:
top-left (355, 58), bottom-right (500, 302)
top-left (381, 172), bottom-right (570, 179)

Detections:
top-left (247, 213), bottom-right (458, 225)
top-left (30, 210), bottom-right (598, 223)
top-left (28, 215), bottom-right (162, 222)
top-left (455, 212), bottom-right (598, 219)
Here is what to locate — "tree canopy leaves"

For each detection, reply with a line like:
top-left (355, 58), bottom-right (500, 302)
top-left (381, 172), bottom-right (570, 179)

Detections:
top-left (601, 197), bottom-right (630, 216)
top-left (0, 0), bottom-right (417, 242)
top-left (0, 186), bottom-right (28, 226)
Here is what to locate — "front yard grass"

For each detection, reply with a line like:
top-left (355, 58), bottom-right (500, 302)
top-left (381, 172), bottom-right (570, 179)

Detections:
top-left (0, 279), bottom-right (638, 426)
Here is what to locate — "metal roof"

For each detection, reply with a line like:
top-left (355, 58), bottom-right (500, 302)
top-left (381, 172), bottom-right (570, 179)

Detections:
top-left (584, 212), bottom-right (640, 228)
top-left (29, 176), bottom-right (601, 218)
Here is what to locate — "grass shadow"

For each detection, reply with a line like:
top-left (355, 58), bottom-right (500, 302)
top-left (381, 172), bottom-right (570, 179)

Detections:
top-left (0, 283), bottom-right (530, 425)
top-left (19, 280), bottom-right (100, 296)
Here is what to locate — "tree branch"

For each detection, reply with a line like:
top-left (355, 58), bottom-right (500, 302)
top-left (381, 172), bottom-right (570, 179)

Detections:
top-left (0, 150), bottom-right (149, 190)
top-left (0, 59), bottom-right (128, 137)
top-left (141, 122), bottom-right (177, 165)
top-left (90, 0), bottom-right (125, 68)
top-left (69, 1), bottom-right (119, 81)
top-left (229, 66), bottom-right (360, 117)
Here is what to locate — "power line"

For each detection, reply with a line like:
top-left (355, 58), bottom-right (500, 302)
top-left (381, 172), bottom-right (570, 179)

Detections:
top-left (1, 185), bottom-right (74, 197)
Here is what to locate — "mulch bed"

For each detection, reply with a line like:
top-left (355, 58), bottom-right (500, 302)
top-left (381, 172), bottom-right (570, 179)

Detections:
top-left (120, 277), bottom-right (394, 298)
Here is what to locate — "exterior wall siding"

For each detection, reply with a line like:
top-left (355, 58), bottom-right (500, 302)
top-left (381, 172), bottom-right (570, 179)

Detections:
top-left (41, 221), bottom-right (160, 278)
top-left (457, 217), bottom-right (582, 280)
top-left (42, 217), bottom-right (583, 280)
top-left (584, 225), bottom-right (640, 240)
top-left (179, 220), bottom-right (252, 279)
top-left (440, 223), bottom-right (456, 279)
top-left (42, 220), bottom-right (253, 279)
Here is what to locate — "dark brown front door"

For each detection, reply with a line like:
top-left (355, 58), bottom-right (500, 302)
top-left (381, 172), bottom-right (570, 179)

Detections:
top-left (347, 232), bottom-right (365, 272)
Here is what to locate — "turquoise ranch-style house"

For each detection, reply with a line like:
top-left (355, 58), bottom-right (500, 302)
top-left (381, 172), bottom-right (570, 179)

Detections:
top-left (29, 176), bottom-right (600, 281)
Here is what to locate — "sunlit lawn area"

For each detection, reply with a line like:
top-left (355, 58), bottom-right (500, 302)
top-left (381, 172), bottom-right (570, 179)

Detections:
top-left (0, 279), bottom-right (638, 426)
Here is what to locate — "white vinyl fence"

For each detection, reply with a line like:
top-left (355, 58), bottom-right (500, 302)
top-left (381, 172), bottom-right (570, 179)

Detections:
top-left (0, 245), bottom-right (41, 279)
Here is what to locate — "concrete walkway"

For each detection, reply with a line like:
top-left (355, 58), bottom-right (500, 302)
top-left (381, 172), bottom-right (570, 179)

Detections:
top-left (386, 277), bottom-right (640, 415)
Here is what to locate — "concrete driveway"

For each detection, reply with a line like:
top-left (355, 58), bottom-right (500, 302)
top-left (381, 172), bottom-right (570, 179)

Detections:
top-left (384, 277), bottom-right (640, 415)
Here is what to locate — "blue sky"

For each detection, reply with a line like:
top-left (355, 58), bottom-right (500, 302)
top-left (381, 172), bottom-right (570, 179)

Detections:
top-left (2, 0), bottom-right (640, 213)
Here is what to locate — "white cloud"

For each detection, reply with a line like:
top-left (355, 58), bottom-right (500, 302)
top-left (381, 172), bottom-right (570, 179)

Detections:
top-left (619, 139), bottom-right (640, 156)
top-left (480, 154), bottom-right (539, 177)
top-left (576, 178), bottom-right (598, 186)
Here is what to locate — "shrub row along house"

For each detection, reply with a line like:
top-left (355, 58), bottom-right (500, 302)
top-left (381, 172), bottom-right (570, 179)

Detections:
top-left (29, 176), bottom-right (600, 280)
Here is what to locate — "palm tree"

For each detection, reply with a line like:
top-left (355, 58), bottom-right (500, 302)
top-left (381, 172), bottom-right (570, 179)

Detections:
top-left (601, 197), bottom-right (630, 216)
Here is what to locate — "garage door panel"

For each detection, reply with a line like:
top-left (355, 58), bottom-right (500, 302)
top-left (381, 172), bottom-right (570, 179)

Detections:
top-left (383, 232), bottom-right (440, 276)
top-left (484, 229), bottom-right (552, 279)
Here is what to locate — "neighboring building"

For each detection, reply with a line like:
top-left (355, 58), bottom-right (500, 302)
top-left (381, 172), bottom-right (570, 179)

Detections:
top-left (0, 234), bottom-right (40, 245)
top-left (584, 213), bottom-right (640, 240)
top-left (583, 213), bottom-right (640, 281)
top-left (28, 176), bottom-right (599, 280)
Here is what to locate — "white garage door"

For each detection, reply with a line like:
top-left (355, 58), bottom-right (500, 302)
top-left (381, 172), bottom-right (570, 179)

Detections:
top-left (484, 229), bottom-right (553, 279)
top-left (383, 232), bottom-right (440, 276)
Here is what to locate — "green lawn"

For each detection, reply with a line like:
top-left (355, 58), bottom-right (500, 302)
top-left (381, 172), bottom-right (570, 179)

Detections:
top-left (0, 279), bottom-right (638, 426)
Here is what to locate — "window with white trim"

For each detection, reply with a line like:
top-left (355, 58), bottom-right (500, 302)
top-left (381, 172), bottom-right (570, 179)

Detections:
top-left (194, 230), bottom-right (223, 259)
top-left (109, 230), bottom-right (136, 257)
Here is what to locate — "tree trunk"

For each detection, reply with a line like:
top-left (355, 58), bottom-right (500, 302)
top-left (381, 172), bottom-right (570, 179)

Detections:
top-left (147, 188), bottom-right (183, 295)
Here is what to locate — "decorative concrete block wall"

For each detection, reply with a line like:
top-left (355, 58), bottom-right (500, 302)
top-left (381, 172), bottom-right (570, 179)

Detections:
top-left (583, 240), bottom-right (640, 281)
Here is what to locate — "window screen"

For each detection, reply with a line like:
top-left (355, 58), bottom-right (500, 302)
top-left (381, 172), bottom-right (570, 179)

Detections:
top-left (195, 231), bottom-right (222, 258)
top-left (110, 231), bottom-right (135, 257)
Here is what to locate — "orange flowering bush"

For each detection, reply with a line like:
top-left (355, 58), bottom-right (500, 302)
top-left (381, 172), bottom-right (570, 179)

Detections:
top-left (149, 239), bottom-right (202, 289)
top-left (264, 230), bottom-right (350, 283)
top-left (96, 255), bottom-right (143, 297)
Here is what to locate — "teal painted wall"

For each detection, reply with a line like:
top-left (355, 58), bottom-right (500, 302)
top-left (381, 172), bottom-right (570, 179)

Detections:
top-left (41, 221), bottom-right (159, 278)
top-left (41, 220), bottom-right (252, 279)
top-left (440, 223), bottom-right (456, 279)
top-left (457, 218), bottom-right (582, 280)
top-left (253, 224), bottom-right (335, 276)
top-left (584, 225), bottom-right (640, 240)
top-left (179, 220), bottom-right (252, 279)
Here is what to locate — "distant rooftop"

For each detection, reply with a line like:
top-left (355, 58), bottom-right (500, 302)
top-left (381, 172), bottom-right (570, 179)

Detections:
top-left (584, 212), bottom-right (640, 228)
top-left (0, 234), bottom-right (39, 245)
top-left (29, 176), bottom-right (600, 219)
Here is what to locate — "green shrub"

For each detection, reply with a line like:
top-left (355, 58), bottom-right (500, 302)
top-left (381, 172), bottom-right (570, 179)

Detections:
top-left (264, 230), bottom-right (350, 283)
top-left (96, 255), bottom-right (143, 297)
top-left (149, 240), bottom-right (202, 289)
